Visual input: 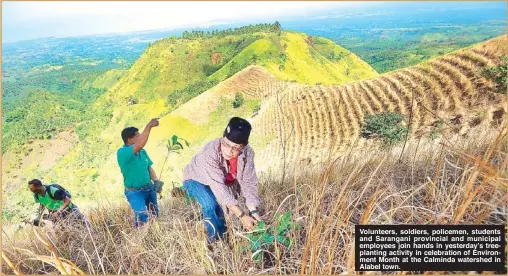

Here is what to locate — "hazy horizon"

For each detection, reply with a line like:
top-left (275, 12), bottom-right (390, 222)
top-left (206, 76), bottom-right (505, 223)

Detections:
top-left (3, 1), bottom-right (505, 44)
top-left (2, 1), bottom-right (358, 43)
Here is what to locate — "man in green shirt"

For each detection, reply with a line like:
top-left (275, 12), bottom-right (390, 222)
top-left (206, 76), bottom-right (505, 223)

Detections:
top-left (117, 118), bottom-right (162, 227)
top-left (29, 179), bottom-right (83, 226)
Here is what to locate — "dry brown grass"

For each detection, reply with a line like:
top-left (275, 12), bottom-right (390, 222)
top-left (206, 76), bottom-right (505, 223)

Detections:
top-left (2, 120), bottom-right (506, 274)
top-left (253, 36), bottom-right (507, 166)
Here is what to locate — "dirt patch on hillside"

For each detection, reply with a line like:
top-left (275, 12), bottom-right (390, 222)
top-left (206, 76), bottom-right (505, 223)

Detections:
top-left (171, 65), bottom-right (283, 125)
top-left (2, 130), bottom-right (79, 192)
top-left (218, 65), bottom-right (285, 98)
top-left (38, 130), bottom-right (78, 170)
top-left (305, 35), bottom-right (314, 46)
top-left (211, 52), bottom-right (222, 65)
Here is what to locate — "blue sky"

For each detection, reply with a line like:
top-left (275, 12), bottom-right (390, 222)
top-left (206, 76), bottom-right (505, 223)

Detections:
top-left (2, 1), bottom-right (505, 43)
top-left (2, 1), bottom-right (365, 43)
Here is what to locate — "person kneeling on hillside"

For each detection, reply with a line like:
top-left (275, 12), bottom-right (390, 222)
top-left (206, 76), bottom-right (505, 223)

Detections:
top-left (183, 117), bottom-right (263, 243)
top-left (28, 179), bottom-right (84, 226)
top-left (117, 118), bottom-right (164, 228)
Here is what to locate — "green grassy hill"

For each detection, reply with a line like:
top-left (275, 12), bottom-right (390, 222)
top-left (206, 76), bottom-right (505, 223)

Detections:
top-left (100, 28), bottom-right (377, 109)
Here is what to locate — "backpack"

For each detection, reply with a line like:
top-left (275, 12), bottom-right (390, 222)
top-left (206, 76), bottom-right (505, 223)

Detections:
top-left (34, 184), bottom-right (72, 201)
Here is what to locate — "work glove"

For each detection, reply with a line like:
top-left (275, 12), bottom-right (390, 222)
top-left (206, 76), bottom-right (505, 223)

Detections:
top-left (153, 180), bottom-right (164, 193)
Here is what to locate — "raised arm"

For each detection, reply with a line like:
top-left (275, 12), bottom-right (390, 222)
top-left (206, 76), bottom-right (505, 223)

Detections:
top-left (133, 118), bottom-right (159, 154)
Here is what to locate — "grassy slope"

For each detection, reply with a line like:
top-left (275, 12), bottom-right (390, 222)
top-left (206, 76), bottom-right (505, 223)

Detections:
top-left (3, 124), bottom-right (506, 274)
top-left (210, 32), bottom-right (377, 85)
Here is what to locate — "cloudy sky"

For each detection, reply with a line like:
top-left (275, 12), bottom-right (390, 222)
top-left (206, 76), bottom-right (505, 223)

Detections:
top-left (2, 1), bottom-right (369, 43)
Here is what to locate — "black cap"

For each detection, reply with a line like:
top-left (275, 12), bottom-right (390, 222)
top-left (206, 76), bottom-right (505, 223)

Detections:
top-left (223, 117), bottom-right (252, 145)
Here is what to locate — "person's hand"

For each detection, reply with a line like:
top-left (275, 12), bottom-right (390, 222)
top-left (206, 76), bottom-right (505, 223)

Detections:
top-left (147, 118), bottom-right (160, 128)
top-left (251, 213), bottom-right (263, 223)
top-left (51, 211), bottom-right (61, 220)
top-left (241, 215), bottom-right (258, 231)
top-left (153, 180), bottom-right (164, 193)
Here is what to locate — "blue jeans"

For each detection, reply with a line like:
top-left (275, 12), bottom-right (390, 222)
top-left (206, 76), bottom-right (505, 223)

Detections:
top-left (183, 179), bottom-right (227, 242)
top-left (124, 186), bottom-right (159, 227)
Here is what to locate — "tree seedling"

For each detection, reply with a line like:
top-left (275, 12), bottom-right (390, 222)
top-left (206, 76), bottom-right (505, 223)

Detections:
top-left (158, 135), bottom-right (189, 198)
top-left (243, 211), bottom-right (298, 263)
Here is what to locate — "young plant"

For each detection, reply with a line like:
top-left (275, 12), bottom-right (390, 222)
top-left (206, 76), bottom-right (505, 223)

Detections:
top-left (159, 135), bottom-right (189, 196)
top-left (429, 120), bottom-right (444, 140)
top-left (243, 211), bottom-right (298, 263)
top-left (233, 92), bottom-right (244, 108)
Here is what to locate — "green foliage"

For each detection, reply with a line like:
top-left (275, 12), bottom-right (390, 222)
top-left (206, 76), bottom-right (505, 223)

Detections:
top-left (429, 120), bottom-right (444, 140)
top-left (142, 34), bottom-right (264, 108)
top-left (165, 79), bottom-right (219, 109)
top-left (167, 135), bottom-right (190, 153)
top-left (202, 64), bottom-right (222, 76)
top-left (274, 21), bottom-right (282, 36)
top-left (233, 92), bottom-right (245, 108)
top-left (2, 91), bottom-right (85, 153)
top-left (251, 54), bottom-right (259, 63)
top-left (74, 106), bottom-right (113, 141)
top-left (181, 22), bottom-right (281, 40)
top-left (1, 67), bottom-right (125, 153)
top-left (279, 53), bottom-right (287, 63)
top-left (361, 112), bottom-right (409, 146)
top-left (243, 211), bottom-right (298, 262)
top-left (161, 135), bottom-right (190, 193)
top-left (148, 30), bottom-right (375, 110)
top-left (253, 104), bottom-right (261, 114)
top-left (160, 135), bottom-right (189, 173)
top-left (310, 24), bottom-right (506, 73)
top-left (228, 61), bottom-right (245, 78)
top-left (127, 96), bottom-right (139, 105)
top-left (482, 56), bottom-right (507, 94)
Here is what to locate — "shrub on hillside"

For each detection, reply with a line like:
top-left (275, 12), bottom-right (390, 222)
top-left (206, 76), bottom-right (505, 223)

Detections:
top-left (429, 120), bottom-right (444, 140)
top-left (361, 112), bottom-right (408, 146)
top-left (482, 57), bottom-right (507, 94)
top-left (202, 64), bottom-right (221, 76)
top-left (233, 92), bottom-right (244, 108)
top-left (127, 96), bottom-right (138, 105)
top-left (252, 104), bottom-right (261, 116)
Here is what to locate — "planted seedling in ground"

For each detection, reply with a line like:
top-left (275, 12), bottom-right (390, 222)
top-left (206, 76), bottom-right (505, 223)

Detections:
top-left (159, 135), bottom-right (189, 198)
top-left (242, 211), bottom-right (298, 266)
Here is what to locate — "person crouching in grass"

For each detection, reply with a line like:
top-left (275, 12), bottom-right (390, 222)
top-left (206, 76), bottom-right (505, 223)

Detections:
top-left (183, 117), bottom-right (263, 243)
